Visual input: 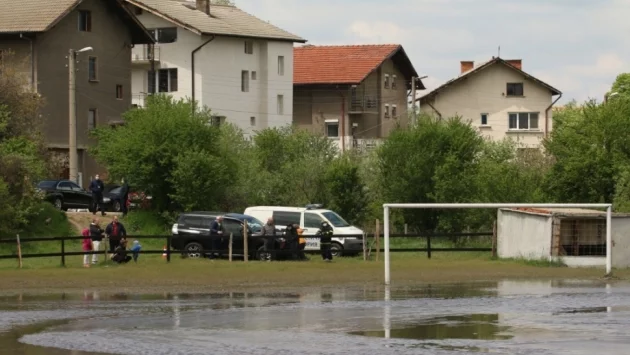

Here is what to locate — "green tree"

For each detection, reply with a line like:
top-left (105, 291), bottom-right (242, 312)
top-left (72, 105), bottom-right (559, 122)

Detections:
top-left (323, 153), bottom-right (368, 225)
top-left (609, 73), bottom-right (630, 99)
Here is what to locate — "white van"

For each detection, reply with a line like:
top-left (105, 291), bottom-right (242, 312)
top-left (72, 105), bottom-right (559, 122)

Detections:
top-left (243, 205), bottom-right (364, 256)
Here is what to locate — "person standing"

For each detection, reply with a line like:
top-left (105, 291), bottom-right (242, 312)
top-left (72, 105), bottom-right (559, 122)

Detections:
top-left (81, 228), bottom-right (92, 268)
top-left (209, 216), bottom-right (224, 260)
top-left (285, 223), bottom-right (299, 260)
top-left (89, 174), bottom-right (106, 216)
top-left (317, 221), bottom-right (334, 262)
top-left (120, 178), bottom-right (130, 217)
top-left (105, 216), bottom-right (127, 254)
top-left (260, 218), bottom-right (276, 261)
top-left (297, 226), bottom-right (308, 261)
top-left (89, 218), bottom-right (104, 264)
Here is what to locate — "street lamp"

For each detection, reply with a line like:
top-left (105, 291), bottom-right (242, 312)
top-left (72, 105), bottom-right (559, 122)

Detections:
top-left (68, 46), bottom-right (93, 184)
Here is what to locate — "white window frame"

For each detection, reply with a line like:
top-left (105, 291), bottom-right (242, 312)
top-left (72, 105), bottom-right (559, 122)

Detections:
top-left (480, 113), bottom-right (489, 126)
top-left (277, 94), bottom-right (284, 115)
top-left (244, 40), bottom-right (253, 54)
top-left (325, 120), bottom-right (339, 137)
top-left (88, 108), bottom-right (97, 130)
top-left (384, 74), bottom-right (390, 89)
top-left (506, 82), bottom-right (524, 97)
top-left (384, 104), bottom-right (390, 118)
top-left (157, 68), bottom-right (177, 92)
top-left (278, 56), bottom-right (284, 76)
top-left (508, 112), bottom-right (540, 131)
top-left (241, 70), bottom-right (249, 92)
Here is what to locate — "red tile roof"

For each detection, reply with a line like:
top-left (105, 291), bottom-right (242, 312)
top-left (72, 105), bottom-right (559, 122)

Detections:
top-left (293, 44), bottom-right (402, 85)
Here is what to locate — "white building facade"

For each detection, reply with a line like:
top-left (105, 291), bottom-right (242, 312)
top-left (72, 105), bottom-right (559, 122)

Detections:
top-left (126, 0), bottom-right (305, 133)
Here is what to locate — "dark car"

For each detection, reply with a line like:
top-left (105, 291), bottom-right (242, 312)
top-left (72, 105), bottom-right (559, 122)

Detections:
top-left (171, 212), bottom-right (278, 260)
top-left (37, 180), bottom-right (94, 211)
top-left (102, 185), bottom-right (152, 212)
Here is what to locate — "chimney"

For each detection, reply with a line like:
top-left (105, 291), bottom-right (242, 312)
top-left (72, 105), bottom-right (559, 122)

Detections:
top-left (196, 0), bottom-right (210, 15)
top-left (506, 59), bottom-right (522, 70)
top-left (460, 61), bottom-right (474, 74)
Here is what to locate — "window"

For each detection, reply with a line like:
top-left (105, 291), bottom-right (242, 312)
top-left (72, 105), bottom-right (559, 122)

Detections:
top-left (304, 213), bottom-right (324, 228)
top-left (58, 182), bottom-right (72, 190)
top-left (78, 11), bottom-right (92, 32)
top-left (508, 112), bottom-right (539, 130)
top-left (223, 219), bottom-right (243, 237)
top-left (241, 70), bottom-right (249, 92)
top-left (384, 104), bottom-right (390, 118)
top-left (251, 71), bottom-right (257, 80)
top-left (115, 85), bottom-right (123, 99)
top-left (272, 211), bottom-right (300, 226)
top-left (158, 68), bottom-right (177, 92)
top-left (147, 70), bottom-right (155, 93)
top-left (277, 95), bottom-right (284, 115)
top-left (211, 116), bottom-right (225, 126)
top-left (88, 109), bottom-right (97, 130)
top-left (326, 122), bottom-right (339, 137)
top-left (69, 182), bottom-right (83, 191)
top-left (151, 28), bottom-right (177, 43)
top-left (278, 56), bottom-right (284, 76)
top-left (506, 82), bottom-right (524, 96)
top-left (321, 211), bottom-right (350, 227)
top-left (250, 116), bottom-right (256, 126)
top-left (244, 40), bottom-right (253, 54)
top-left (392, 75), bottom-right (397, 89)
top-left (384, 74), bottom-right (390, 89)
top-left (481, 113), bottom-right (488, 126)
top-left (391, 105), bottom-right (397, 118)
top-left (88, 56), bottom-right (97, 81)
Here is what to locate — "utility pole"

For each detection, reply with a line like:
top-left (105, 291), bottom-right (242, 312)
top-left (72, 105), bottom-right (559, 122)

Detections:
top-left (68, 49), bottom-right (78, 183)
top-left (411, 76), bottom-right (417, 126)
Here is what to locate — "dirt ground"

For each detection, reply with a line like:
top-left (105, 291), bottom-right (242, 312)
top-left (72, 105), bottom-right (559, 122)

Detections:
top-left (66, 212), bottom-right (121, 234)
top-left (0, 254), bottom-right (626, 296)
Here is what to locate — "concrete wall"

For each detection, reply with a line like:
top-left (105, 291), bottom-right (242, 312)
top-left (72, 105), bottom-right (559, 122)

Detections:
top-left (131, 10), bottom-right (294, 133)
top-left (421, 63), bottom-right (555, 148)
top-left (497, 209), bottom-right (553, 259)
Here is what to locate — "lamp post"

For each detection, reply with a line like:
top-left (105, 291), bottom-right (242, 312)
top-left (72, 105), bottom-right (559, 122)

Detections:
top-left (68, 46), bottom-right (93, 183)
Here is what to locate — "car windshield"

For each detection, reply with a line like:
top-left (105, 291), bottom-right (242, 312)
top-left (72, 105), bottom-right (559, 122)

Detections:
top-left (37, 181), bottom-right (57, 189)
top-left (244, 216), bottom-right (264, 232)
top-left (321, 211), bottom-right (351, 227)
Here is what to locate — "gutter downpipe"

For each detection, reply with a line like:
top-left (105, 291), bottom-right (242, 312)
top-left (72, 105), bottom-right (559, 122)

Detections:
top-left (19, 33), bottom-right (35, 90)
top-left (544, 93), bottom-right (562, 138)
top-left (191, 35), bottom-right (216, 115)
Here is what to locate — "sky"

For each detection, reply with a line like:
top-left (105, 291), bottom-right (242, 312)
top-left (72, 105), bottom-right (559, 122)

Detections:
top-left (235, 0), bottom-right (630, 104)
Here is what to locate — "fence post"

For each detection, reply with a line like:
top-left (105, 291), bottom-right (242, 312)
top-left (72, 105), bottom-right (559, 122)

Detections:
top-left (16, 234), bottom-right (22, 269)
top-left (427, 234), bottom-right (432, 259)
top-left (243, 220), bottom-right (249, 262)
top-left (229, 233), bottom-right (233, 262)
top-left (375, 219), bottom-right (380, 262)
top-left (166, 235), bottom-right (172, 263)
top-left (362, 232), bottom-right (367, 261)
top-left (404, 224), bottom-right (408, 235)
top-left (492, 221), bottom-right (498, 258)
top-left (61, 237), bottom-right (66, 267)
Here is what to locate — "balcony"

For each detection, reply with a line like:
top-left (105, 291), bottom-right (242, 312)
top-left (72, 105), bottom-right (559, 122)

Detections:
top-left (132, 45), bottom-right (160, 65)
top-left (352, 138), bottom-right (383, 152)
top-left (349, 95), bottom-right (378, 114)
top-left (132, 93), bottom-right (147, 108)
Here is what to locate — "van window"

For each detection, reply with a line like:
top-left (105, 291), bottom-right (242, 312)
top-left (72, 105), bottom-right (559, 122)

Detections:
top-left (304, 212), bottom-right (324, 228)
top-left (273, 211), bottom-right (301, 226)
top-left (321, 211), bottom-right (350, 227)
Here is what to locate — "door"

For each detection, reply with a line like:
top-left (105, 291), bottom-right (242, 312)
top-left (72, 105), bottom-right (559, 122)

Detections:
top-left (69, 181), bottom-right (91, 208)
top-left (223, 219), bottom-right (244, 254)
top-left (56, 181), bottom-right (75, 205)
top-left (303, 212), bottom-right (325, 250)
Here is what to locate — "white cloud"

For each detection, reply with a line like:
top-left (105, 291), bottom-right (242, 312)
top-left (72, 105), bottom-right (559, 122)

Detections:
top-left (567, 54), bottom-right (626, 77)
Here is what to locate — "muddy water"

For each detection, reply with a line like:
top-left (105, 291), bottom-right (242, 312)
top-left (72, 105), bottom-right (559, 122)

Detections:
top-left (2, 280), bottom-right (630, 354)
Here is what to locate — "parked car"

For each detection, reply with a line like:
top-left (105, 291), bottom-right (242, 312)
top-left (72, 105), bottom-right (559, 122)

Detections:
top-left (102, 185), bottom-right (153, 212)
top-left (36, 180), bottom-right (106, 211)
top-left (243, 205), bottom-right (364, 257)
top-left (171, 212), bottom-right (275, 260)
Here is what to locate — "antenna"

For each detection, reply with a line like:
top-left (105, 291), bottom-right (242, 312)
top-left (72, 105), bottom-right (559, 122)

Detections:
top-left (498, 46), bottom-right (501, 58)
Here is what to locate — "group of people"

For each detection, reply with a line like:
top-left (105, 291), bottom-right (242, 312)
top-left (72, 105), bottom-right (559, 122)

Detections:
top-left (81, 215), bottom-right (141, 267)
top-left (209, 216), bottom-right (334, 262)
top-left (88, 174), bottom-right (130, 217)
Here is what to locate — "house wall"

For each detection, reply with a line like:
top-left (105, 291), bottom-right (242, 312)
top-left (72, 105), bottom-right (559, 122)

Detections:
top-left (497, 209), bottom-right (553, 260)
top-left (34, 0), bottom-right (134, 187)
top-left (131, 11), bottom-right (293, 132)
top-left (421, 64), bottom-right (555, 148)
top-left (376, 58), bottom-right (410, 137)
top-left (0, 37), bottom-right (34, 88)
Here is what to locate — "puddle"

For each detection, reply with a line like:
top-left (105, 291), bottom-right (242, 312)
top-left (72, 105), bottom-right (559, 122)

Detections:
top-left (350, 314), bottom-right (513, 340)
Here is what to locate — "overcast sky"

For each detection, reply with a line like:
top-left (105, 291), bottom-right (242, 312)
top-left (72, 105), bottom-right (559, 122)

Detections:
top-left (236, 0), bottom-right (630, 103)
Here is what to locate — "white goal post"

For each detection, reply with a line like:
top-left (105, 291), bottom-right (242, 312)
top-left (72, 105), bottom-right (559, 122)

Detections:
top-left (383, 203), bottom-right (613, 285)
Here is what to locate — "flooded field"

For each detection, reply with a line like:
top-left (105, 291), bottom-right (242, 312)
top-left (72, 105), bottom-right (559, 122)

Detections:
top-left (2, 280), bottom-right (630, 354)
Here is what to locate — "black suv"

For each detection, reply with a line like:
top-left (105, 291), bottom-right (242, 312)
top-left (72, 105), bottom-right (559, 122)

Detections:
top-left (171, 212), bottom-right (271, 259)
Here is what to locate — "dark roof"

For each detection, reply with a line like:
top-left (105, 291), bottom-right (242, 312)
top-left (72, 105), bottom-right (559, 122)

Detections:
top-left (418, 57), bottom-right (561, 103)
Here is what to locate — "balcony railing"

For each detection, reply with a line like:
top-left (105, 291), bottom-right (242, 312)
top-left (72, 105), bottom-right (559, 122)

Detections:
top-left (132, 45), bottom-right (160, 63)
top-left (349, 95), bottom-right (378, 113)
top-left (132, 93), bottom-right (147, 108)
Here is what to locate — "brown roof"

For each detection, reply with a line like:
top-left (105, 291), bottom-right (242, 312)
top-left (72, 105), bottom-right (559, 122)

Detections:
top-left (127, 0), bottom-right (305, 42)
top-left (419, 57), bottom-right (561, 103)
top-left (0, 0), bottom-right (153, 44)
top-left (294, 44), bottom-right (424, 89)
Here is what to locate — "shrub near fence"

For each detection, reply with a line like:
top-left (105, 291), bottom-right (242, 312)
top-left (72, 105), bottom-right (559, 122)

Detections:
top-left (0, 230), bottom-right (494, 267)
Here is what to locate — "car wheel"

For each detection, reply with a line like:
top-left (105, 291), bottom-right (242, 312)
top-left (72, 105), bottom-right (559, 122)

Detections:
top-left (53, 198), bottom-right (63, 211)
top-left (184, 242), bottom-right (203, 259)
top-left (330, 242), bottom-right (344, 257)
top-left (256, 245), bottom-right (270, 261)
top-left (113, 200), bottom-right (121, 213)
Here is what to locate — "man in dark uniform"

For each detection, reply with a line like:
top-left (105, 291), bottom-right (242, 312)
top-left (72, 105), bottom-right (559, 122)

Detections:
top-left (285, 223), bottom-right (299, 260)
top-left (89, 174), bottom-right (106, 216)
top-left (317, 221), bottom-right (334, 262)
top-left (209, 216), bottom-right (224, 260)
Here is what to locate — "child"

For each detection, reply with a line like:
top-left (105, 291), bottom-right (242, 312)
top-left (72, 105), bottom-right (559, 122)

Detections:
top-left (82, 228), bottom-right (92, 268)
top-left (130, 240), bottom-right (142, 263)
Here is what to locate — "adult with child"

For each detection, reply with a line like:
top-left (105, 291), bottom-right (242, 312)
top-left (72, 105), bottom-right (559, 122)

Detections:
top-left (111, 238), bottom-right (132, 264)
top-left (89, 218), bottom-right (104, 264)
top-left (105, 216), bottom-right (127, 254)
top-left (89, 174), bottom-right (106, 216)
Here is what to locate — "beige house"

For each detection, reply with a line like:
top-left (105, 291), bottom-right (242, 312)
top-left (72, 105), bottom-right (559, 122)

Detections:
top-left (293, 44), bottom-right (424, 152)
top-left (419, 58), bottom-right (562, 148)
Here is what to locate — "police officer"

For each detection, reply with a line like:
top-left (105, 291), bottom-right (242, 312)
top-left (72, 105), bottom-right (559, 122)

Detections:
top-left (317, 221), bottom-right (334, 262)
top-left (285, 223), bottom-right (300, 260)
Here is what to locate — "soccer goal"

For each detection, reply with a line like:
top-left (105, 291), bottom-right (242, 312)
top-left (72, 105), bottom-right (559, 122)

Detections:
top-left (382, 203), bottom-right (613, 285)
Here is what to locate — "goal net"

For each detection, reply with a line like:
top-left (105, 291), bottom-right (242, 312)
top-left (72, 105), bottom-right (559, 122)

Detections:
top-left (382, 203), bottom-right (613, 285)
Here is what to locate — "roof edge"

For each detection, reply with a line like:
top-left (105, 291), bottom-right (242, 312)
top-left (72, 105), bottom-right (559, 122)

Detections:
top-left (43, 0), bottom-right (83, 32)
top-left (125, 0), bottom-right (203, 35)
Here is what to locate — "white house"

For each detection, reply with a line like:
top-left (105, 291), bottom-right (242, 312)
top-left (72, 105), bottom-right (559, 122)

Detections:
top-left (419, 58), bottom-right (562, 148)
top-left (124, 0), bottom-right (305, 132)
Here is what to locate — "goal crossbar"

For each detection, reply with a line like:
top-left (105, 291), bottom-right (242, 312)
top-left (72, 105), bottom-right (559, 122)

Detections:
top-left (383, 203), bottom-right (613, 285)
